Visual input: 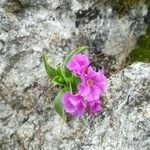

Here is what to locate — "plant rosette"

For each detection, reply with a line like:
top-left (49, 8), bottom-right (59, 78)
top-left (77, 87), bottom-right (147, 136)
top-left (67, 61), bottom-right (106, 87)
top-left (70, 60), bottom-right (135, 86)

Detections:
top-left (43, 46), bottom-right (107, 120)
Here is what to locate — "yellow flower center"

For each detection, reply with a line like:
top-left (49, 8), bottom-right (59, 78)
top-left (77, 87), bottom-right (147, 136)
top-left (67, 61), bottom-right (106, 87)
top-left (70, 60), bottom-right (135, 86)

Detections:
top-left (87, 79), bottom-right (93, 87)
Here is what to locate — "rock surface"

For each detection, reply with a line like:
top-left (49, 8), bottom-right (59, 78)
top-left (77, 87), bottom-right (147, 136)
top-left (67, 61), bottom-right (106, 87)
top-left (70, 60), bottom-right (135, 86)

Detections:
top-left (0, 0), bottom-right (150, 149)
top-left (0, 62), bottom-right (150, 150)
top-left (0, 0), bottom-right (148, 74)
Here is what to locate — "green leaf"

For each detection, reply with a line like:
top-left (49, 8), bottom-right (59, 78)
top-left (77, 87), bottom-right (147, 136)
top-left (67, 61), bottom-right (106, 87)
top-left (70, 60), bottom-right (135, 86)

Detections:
top-left (61, 46), bottom-right (88, 69)
top-left (70, 75), bottom-right (80, 93)
top-left (54, 90), bottom-right (66, 120)
top-left (56, 65), bottom-right (71, 85)
top-left (52, 76), bottom-right (65, 85)
top-left (56, 65), bottom-right (72, 85)
top-left (56, 65), bottom-right (62, 76)
top-left (64, 68), bottom-right (72, 78)
top-left (43, 53), bottom-right (57, 79)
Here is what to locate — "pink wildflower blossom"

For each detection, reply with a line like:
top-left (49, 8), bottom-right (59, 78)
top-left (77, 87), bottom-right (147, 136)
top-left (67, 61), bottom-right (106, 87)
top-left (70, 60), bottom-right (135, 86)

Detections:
top-left (62, 53), bottom-right (107, 117)
top-left (67, 54), bottom-right (90, 76)
top-left (62, 92), bottom-right (86, 116)
top-left (78, 66), bottom-right (107, 101)
top-left (87, 100), bottom-right (102, 114)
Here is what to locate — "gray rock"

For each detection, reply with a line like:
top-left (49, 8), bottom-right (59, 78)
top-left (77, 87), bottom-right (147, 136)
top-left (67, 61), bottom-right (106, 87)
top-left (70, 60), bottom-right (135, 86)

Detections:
top-left (0, 0), bottom-right (150, 149)
top-left (1, 61), bottom-right (150, 150)
top-left (0, 0), bottom-right (148, 73)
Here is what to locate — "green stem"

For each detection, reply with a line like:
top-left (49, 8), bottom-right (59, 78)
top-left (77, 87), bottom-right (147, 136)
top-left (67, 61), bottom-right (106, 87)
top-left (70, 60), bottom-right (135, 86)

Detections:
top-left (69, 82), bottom-right (73, 93)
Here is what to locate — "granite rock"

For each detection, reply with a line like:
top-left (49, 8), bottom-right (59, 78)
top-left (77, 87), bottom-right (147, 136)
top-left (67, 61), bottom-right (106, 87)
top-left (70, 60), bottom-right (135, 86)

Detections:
top-left (0, 0), bottom-right (148, 74)
top-left (1, 62), bottom-right (150, 149)
top-left (0, 0), bottom-right (150, 149)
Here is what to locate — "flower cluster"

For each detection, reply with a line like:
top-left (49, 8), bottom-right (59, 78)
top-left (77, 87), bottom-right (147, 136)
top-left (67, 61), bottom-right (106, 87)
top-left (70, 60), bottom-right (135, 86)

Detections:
top-left (43, 47), bottom-right (107, 119)
top-left (62, 54), bottom-right (107, 117)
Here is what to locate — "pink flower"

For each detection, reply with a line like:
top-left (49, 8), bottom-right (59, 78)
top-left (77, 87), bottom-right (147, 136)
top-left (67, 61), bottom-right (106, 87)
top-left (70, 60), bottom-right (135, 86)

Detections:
top-left (87, 100), bottom-right (102, 115)
top-left (67, 54), bottom-right (90, 76)
top-left (62, 92), bottom-right (86, 116)
top-left (78, 66), bottom-right (107, 101)
top-left (61, 53), bottom-right (107, 117)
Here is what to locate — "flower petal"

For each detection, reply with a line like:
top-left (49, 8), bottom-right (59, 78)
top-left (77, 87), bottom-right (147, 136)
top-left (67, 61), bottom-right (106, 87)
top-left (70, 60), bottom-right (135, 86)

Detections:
top-left (87, 85), bottom-right (101, 101)
top-left (78, 83), bottom-right (90, 97)
top-left (66, 54), bottom-right (89, 76)
top-left (88, 100), bottom-right (102, 114)
top-left (62, 92), bottom-right (85, 116)
top-left (62, 92), bottom-right (75, 113)
top-left (74, 101), bottom-right (85, 116)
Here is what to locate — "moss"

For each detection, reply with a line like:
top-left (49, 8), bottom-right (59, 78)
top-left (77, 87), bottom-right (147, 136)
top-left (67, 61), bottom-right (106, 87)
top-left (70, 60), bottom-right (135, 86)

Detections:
top-left (3, 0), bottom-right (23, 14)
top-left (128, 25), bottom-right (150, 62)
top-left (0, 140), bottom-right (3, 149)
top-left (112, 0), bottom-right (140, 15)
top-left (78, 0), bottom-right (147, 16)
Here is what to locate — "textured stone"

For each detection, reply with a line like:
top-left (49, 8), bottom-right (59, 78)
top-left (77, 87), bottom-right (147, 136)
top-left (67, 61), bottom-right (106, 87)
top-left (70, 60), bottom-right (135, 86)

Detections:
top-left (1, 62), bottom-right (150, 149)
top-left (0, 0), bottom-right (148, 73)
top-left (0, 0), bottom-right (150, 149)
